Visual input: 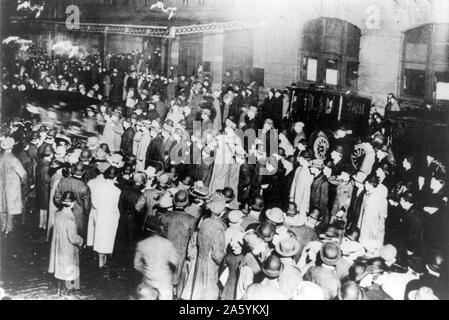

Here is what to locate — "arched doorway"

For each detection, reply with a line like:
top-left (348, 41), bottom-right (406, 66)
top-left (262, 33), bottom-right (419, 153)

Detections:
top-left (299, 17), bottom-right (361, 91)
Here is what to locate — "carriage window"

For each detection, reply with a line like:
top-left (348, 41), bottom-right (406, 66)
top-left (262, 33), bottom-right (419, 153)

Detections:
top-left (325, 59), bottom-right (338, 85)
top-left (435, 71), bottom-right (449, 100)
top-left (401, 24), bottom-right (449, 103)
top-left (346, 61), bottom-right (359, 88)
top-left (300, 18), bottom-right (360, 90)
top-left (306, 57), bottom-right (318, 81)
top-left (403, 68), bottom-right (426, 98)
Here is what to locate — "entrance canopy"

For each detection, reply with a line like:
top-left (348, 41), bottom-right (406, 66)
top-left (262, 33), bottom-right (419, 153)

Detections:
top-left (20, 20), bottom-right (260, 38)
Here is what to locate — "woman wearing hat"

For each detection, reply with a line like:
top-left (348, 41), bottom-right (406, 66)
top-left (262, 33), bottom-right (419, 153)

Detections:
top-left (357, 175), bottom-right (388, 253)
top-left (208, 116), bottom-right (244, 199)
top-left (48, 191), bottom-right (84, 295)
top-left (289, 149), bottom-right (315, 221)
top-left (0, 137), bottom-right (28, 235)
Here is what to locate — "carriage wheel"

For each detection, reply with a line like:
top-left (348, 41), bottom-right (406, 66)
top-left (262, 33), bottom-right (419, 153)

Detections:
top-left (351, 145), bottom-right (366, 170)
top-left (313, 135), bottom-right (330, 161)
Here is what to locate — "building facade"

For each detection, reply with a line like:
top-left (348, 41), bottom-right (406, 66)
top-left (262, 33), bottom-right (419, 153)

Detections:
top-left (10, 0), bottom-right (449, 111)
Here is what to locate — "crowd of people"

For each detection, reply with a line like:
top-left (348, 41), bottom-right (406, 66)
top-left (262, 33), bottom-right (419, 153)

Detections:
top-left (1, 44), bottom-right (448, 300)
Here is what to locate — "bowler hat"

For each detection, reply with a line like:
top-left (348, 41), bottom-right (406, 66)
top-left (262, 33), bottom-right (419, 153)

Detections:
top-left (72, 162), bottom-right (85, 176)
top-left (320, 241), bottom-right (341, 266)
top-left (257, 222), bottom-right (275, 243)
top-left (262, 255), bottom-right (284, 278)
top-left (174, 190), bottom-right (189, 208)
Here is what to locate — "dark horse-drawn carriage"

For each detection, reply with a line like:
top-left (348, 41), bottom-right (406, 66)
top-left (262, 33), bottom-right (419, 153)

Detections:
top-left (287, 84), bottom-right (372, 169)
top-left (287, 83), bottom-right (449, 173)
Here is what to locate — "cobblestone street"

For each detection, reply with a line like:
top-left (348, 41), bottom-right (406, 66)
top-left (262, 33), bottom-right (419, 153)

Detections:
top-left (1, 213), bottom-right (140, 300)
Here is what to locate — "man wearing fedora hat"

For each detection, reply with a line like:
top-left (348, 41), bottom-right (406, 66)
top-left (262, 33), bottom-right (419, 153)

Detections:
top-left (260, 254), bottom-right (284, 287)
top-left (235, 230), bottom-right (273, 299)
top-left (275, 237), bottom-right (302, 299)
top-left (190, 200), bottom-right (227, 300)
top-left (304, 241), bottom-right (342, 300)
top-left (1, 137), bottom-right (28, 235)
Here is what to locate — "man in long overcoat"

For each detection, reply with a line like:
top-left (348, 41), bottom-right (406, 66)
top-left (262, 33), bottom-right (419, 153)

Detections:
top-left (54, 162), bottom-right (92, 240)
top-left (0, 137), bottom-right (28, 234)
top-left (190, 200), bottom-right (227, 300)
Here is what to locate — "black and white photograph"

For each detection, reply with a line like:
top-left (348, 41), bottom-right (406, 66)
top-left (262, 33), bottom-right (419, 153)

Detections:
top-left (0, 0), bottom-right (449, 302)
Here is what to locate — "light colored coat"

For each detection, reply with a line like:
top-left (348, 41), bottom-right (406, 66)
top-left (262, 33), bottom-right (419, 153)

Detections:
top-left (289, 165), bottom-right (314, 219)
top-left (48, 208), bottom-right (83, 283)
top-left (0, 151), bottom-right (27, 215)
top-left (358, 186), bottom-right (388, 251)
top-left (87, 176), bottom-right (121, 254)
top-left (135, 131), bottom-right (152, 172)
top-left (209, 133), bottom-right (243, 195)
top-left (101, 119), bottom-right (123, 153)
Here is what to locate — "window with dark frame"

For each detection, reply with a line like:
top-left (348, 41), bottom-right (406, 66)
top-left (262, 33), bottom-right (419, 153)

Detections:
top-left (300, 18), bottom-right (361, 91)
top-left (401, 23), bottom-right (449, 103)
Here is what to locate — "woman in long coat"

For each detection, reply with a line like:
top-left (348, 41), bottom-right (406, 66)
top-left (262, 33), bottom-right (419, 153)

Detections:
top-left (358, 175), bottom-right (388, 252)
top-left (209, 124), bottom-right (244, 198)
top-left (87, 167), bottom-right (121, 268)
top-left (289, 157), bottom-right (314, 224)
top-left (48, 192), bottom-right (84, 292)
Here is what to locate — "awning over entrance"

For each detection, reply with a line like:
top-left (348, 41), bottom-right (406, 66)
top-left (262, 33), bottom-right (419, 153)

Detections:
top-left (17, 19), bottom-right (261, 38)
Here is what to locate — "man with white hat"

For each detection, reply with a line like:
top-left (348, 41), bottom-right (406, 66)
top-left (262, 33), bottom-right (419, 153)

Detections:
top-left (0, 137), bottom-right (28, 235)
top-left (275, 237), bottom-right (302, 299)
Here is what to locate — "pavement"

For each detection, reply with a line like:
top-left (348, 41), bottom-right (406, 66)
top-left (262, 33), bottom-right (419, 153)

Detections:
top-left (0, 212), bottom-right (141, 300)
